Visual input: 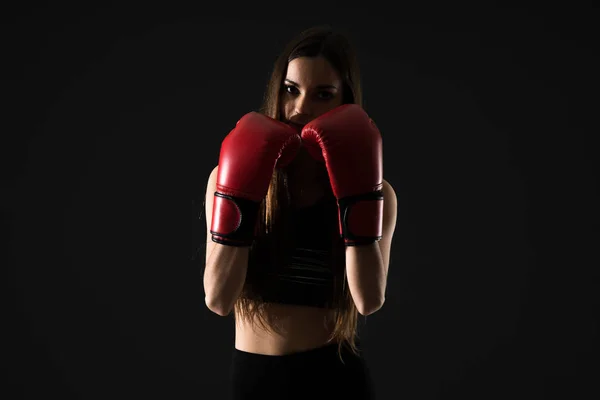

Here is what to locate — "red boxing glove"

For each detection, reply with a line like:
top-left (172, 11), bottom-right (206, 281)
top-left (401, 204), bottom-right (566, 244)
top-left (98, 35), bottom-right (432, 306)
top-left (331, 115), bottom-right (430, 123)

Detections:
top-left (211, 112), bottom-right (301, 246)
top-left (301, 104), bottom-right (383, 246)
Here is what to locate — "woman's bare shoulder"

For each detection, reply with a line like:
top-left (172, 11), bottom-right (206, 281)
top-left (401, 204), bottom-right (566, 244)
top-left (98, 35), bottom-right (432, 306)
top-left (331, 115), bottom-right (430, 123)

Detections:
top-left (382, 178), bottom-right (395, 192)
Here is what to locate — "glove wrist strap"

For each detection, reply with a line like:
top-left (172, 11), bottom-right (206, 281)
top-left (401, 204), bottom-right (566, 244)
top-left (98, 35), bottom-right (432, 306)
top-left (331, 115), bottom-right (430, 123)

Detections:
top-left (338, 190), bottom-right (384, 246)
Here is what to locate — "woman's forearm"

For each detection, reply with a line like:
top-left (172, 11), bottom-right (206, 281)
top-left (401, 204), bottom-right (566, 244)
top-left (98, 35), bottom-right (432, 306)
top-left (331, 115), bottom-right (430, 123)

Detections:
top-left (345, 242), bottom-right (387, 316)
top-left (203, 244), bottom-right (250, 316)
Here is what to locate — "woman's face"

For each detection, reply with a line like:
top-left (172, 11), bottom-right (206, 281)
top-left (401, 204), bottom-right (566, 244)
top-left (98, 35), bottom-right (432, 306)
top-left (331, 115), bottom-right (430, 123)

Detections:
top-left (281, 56), bottom-right (344, 132)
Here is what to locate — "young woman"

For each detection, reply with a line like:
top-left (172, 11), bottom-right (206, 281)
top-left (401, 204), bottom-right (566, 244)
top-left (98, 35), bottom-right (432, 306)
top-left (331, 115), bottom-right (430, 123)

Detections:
top-left (203, 25), bottom-right (397, 400)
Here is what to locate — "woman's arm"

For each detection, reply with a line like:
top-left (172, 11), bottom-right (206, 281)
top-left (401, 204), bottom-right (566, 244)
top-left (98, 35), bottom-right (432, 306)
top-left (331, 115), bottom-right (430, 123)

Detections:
top-left (346, 179), bottom-right (398, 315)
top-left (204, 244), bottom-right (249, 316)
top-left (203, 165), bottom-right (250, 316)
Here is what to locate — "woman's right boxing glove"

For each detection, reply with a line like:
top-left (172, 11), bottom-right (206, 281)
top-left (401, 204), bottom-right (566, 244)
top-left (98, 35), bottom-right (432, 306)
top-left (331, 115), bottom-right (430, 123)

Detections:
top-left (210, 112), bottom-right (301, 246)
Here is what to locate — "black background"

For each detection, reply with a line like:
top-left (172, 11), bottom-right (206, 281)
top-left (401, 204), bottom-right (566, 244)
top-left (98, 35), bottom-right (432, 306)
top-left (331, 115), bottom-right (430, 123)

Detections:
top-left (3, 3), bottom-right (599, 399)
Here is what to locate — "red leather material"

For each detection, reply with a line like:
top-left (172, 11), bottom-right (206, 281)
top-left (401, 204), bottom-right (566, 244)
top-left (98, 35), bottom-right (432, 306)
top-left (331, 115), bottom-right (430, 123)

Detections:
top-left (211, 194), bottom-right (241, 236)
top-left (215, 112), bottom-right (301, 202)
top-left (301, 104), bottom-right (383, 200)
top-left (302, 104), bottom-right (384, 243)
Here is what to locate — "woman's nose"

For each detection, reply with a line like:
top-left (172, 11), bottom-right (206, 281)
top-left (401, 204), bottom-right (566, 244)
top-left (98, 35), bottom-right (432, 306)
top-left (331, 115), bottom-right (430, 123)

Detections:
top-left (294, 94), bottom-right (313, 117)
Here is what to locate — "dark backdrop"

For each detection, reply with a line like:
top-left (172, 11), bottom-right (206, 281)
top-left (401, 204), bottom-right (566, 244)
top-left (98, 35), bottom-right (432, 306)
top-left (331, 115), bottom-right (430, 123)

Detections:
top-left (3, 3), bottom-right (598, 400)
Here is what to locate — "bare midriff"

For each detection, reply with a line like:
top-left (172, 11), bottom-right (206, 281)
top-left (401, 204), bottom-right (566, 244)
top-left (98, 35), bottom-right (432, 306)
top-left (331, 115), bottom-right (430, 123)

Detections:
top-left (234, 303), bottom-right (337, 355)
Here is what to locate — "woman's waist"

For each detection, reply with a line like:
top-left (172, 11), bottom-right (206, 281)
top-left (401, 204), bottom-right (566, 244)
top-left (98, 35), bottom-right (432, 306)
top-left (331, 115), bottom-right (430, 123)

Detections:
top-left (234, 304), bottom-right (336, 355)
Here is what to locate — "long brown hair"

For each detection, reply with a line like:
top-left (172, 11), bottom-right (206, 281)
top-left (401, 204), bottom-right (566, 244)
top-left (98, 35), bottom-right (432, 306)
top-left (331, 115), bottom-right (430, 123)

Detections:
top-left (233, 25), bottom-right (364, 361)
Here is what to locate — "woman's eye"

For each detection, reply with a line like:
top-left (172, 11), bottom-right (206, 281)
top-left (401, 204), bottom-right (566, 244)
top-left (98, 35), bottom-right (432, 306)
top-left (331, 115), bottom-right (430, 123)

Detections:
top-left (284, 85), bottom-right (333, 100)
top-left (284, 85), bottom-right (298, 94)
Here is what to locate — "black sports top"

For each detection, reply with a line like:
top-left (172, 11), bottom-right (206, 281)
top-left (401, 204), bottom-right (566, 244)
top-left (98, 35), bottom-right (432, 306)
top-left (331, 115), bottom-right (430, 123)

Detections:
top-left (245, 195), bottom-right (344, 309)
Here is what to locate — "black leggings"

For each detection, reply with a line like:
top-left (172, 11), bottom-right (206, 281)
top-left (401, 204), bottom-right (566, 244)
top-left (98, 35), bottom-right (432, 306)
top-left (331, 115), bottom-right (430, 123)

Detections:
top-left (228, 342), bottom-right (376, 400)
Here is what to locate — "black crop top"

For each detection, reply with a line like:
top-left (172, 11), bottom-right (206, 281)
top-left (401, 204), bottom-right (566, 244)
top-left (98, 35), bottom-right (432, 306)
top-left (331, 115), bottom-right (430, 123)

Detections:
top-left (245, 195), bottom-right (343, 309)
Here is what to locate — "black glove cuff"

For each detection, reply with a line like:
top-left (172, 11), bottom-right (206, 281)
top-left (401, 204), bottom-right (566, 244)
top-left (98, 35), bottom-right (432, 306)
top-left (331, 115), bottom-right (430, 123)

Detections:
top-left (338, 190), bottom-right (384, 246)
